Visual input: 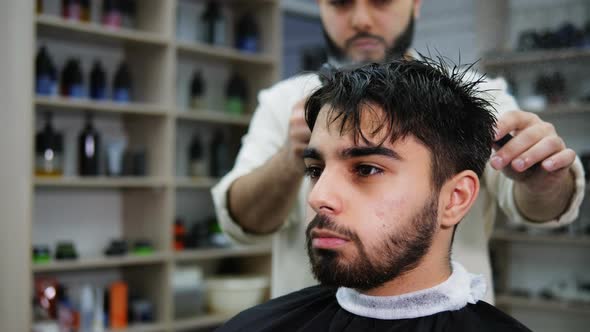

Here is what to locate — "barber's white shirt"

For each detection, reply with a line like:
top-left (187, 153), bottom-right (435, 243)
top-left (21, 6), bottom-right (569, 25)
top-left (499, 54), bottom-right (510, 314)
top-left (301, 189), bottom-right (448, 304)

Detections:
top-left (212, 70), bottom-right (586, 303)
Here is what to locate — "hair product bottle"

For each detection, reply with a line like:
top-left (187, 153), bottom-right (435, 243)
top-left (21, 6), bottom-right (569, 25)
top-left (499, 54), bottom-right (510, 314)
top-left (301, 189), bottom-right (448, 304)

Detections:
top-left (78, 113), bottom-right (101, 176)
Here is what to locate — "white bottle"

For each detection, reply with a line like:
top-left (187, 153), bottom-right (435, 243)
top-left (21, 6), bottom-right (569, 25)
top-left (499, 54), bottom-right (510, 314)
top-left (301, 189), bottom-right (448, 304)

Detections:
top-left (93, 287), bottom-right (105, 332)
top-left (80, 284), bottom-right (94, 332)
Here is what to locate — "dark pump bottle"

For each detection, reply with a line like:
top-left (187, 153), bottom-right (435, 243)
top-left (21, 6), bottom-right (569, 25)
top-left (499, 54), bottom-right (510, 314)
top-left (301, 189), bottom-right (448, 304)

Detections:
top-left (189, 134), bottom-right (207, 177)
top-left (35, 46), bottom-right (58, 96)
top-left (209, 130), bottom-right (232, 178)
top-left (201, 1), bottom-right (225, 45)
top-left (226, 72), bottom-right (248, 115)
top-left (90, 60), bottom-right (107, 101)
top-left (36, 112), bottom-right (64, 177)
top-left (189, 70), bottom-right (205, 109)
top-left (61, 59), bottom-right (85, 98)
top-left (235, 13), bottom-right (260, 53)
top-left (78, 113), bottom-right (101, 176)
top-left (113, 62), bottom-right (132, 103)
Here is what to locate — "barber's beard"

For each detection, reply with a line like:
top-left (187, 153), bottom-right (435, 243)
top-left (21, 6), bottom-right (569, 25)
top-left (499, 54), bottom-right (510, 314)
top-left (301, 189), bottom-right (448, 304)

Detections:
top-left (324, 15), bottom-right (415, 67)
top-left (306, 194), bottom-right (438, 291)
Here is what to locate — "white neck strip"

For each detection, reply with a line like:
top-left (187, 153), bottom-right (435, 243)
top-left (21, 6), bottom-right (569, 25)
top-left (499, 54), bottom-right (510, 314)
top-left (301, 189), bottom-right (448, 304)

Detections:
top-left (336, 261), bottom-right (486, 320)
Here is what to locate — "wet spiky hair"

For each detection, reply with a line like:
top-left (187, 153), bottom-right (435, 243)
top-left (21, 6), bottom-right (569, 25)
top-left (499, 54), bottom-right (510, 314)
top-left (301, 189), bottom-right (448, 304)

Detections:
top-left (305, 56), bottom-right (497, 190)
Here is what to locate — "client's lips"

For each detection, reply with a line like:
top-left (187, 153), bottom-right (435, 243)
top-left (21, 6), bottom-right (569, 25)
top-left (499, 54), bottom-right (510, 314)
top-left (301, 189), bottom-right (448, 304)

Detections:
top-left (311, 229), bottom-right (350, 249)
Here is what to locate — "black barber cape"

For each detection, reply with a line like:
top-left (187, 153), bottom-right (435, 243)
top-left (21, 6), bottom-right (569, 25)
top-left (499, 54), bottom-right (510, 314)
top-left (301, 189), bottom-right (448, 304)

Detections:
top-left (216, 263), bottom-right (531, 332)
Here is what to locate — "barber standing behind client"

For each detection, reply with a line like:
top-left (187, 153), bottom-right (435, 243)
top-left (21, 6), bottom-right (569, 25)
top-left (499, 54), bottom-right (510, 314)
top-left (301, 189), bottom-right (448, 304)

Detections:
top-left (212, 0), bottom-right (586, 301)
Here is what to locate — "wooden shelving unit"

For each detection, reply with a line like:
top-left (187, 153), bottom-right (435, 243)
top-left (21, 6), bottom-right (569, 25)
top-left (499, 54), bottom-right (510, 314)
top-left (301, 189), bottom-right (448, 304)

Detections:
top-left (12, 1), bottom-right (282, 331)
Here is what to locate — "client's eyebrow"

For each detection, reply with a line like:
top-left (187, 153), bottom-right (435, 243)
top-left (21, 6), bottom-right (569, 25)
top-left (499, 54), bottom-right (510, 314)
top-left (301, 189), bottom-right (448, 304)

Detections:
top-left (341, 146), bottom-right (402, 160)
top-left (302, 146), bottom-right (402, 161)
top-left (302, 147), bottom-right (323, 160)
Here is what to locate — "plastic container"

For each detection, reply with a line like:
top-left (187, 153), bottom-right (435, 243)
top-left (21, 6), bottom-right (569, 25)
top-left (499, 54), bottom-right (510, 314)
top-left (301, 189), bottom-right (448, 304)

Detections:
top-left (206, 275), bottom-right (269, 315)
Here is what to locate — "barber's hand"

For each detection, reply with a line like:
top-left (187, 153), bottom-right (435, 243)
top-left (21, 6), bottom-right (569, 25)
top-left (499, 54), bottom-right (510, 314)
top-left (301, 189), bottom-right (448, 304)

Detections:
top-left (491, 110), bottom-right (576, 190)
top-left (282, 98), bottom-right (312, 174)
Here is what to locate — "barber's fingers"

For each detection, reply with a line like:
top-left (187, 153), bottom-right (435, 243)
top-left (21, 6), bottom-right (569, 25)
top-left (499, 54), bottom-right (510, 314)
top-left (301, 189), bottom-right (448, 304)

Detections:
top-left (494, 110), bottom-right (541, 141)
top-left (491, 121), bottom-right (557, 170)
top-left (540, 148), bottom-right (577, 172)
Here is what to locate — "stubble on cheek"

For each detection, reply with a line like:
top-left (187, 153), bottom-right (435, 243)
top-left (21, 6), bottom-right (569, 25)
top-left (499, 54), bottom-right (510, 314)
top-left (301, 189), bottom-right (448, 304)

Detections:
top-left (374, 197), bottom-right (408, 228)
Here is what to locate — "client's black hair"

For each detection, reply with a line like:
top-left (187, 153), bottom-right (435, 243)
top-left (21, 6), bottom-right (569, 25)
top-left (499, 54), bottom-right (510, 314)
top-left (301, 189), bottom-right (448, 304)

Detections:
top-left (305, 56), bottom-right (497, 191)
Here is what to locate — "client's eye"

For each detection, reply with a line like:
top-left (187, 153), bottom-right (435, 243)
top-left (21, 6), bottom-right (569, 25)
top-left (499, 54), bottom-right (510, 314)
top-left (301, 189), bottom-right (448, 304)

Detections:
top-left (355, 165), bottom-right (383, 177)
top-left (304, 166), bottom-right (323, 180)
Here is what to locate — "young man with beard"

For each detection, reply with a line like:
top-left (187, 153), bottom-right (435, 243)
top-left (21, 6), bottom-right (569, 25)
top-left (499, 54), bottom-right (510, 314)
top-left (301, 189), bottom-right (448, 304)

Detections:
top-left (212, 0), bottom-right (586, 300)
top-left (216, 59), bottom-right (531, 332)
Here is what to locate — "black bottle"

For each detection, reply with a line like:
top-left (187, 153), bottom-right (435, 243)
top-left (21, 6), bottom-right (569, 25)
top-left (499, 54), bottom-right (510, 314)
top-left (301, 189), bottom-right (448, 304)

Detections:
top-left (226, 72), bottom-right (247, 114)
top-left (235, 13), bottom-right (259, 53)
top-left (78, 113), bottom-right (101, 176)
top-left (36, 46), bottom-right (58, 96)
top-left (201, 1), bottom-right (225, 45)
top-left (36, 112), bottom-right (64, 177)
top-left (113, 62), bottom-right (132, 103)
top-left (61, 59), bottom-right (85, 98)
top-left (90, 60), bottom-right (107, 100)
top-left (189, 70), bottom-right (204, 109)
top-left (209, 130), bottom-right (231, 177)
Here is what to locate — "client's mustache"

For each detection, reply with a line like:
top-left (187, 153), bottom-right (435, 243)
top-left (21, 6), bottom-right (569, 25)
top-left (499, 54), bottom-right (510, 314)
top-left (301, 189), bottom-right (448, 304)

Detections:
top-left (345, 32), bottom-right (387, 48)
top-left (305, 214), bottom-right (357, 241)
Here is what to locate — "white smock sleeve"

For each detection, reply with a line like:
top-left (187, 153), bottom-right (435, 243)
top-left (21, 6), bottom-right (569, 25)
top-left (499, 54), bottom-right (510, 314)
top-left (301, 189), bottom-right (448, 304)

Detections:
top-left (211, 75), bottom-right (320, 245)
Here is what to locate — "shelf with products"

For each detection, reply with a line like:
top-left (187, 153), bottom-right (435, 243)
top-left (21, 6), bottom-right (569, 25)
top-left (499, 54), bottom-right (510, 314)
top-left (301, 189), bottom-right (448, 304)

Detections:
top-left (35, 96), bottom-right (170, 117)
top-left (496, 294), bottom-right (590, 315)
top-left (173, 245), bottom-right (272, 262)
top-left (36, 14), bottom-right (169, 47)
top-left (33, 264), bottom-right (169, 330)
top-left (32, 252), bottom-right (170, 273)
top-left (482, 48), bottom-right (590, 68)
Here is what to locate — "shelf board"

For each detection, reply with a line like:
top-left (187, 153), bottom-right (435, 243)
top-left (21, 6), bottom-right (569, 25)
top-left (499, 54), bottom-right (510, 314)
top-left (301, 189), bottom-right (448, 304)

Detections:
top-left (174, 245), bottom-right (272, 262)
top-left (105, 322), bottom-right (169, 332)
top-left (496, 294), bottom-right (590, 315)
top-left (176, 40), bottom-right (276, 66)
top-left (35, 96), bottom-right (169, 116)
top-left (491, 229), bottom-right (590, 246)
top-left (32, 252), bottom-right (169, 273)
top-left (175, 177), bottom-right (219, 189)
top-left (175, 110), bottom-right (252, 126)
top-left (34, 177), bottom-right (169, 189)
top-left (36, 14), bottom-right (168, 46)
top-left (173, 314), bottom-right (231, 330)
top-left (526, 104), bottom-right (590, 118)
top-left (482, 48), bottom-right (590, 67)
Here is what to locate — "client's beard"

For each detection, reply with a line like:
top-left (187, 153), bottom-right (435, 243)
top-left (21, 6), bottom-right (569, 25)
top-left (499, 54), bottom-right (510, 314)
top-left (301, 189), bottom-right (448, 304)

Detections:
top-left (323, 15), bottom-right (415, 67)
top-left (306, 194), bottom-right (438, 291)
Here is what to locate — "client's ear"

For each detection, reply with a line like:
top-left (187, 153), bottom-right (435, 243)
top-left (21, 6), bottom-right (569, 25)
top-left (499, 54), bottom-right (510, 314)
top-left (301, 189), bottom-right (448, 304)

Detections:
top-left (438, 170), bottom-right (480, 228)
